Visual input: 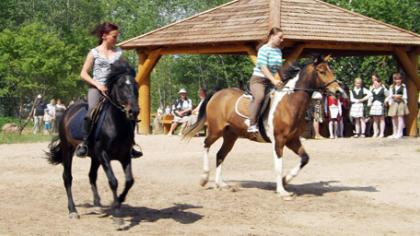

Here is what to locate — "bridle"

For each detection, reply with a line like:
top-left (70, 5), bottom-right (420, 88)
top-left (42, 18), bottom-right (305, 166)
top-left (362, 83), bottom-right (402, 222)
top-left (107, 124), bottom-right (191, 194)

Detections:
top-left (275, 61), bottom-right (340, 96)
top-left (276, 79), bottom-right (339, 96)
top-left (101, 74), bottom-right (138, 120)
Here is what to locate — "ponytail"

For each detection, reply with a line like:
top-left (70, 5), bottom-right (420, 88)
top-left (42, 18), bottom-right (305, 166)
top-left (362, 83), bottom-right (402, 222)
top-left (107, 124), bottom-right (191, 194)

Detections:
top-left (91, 22), bottom-right (119, 45)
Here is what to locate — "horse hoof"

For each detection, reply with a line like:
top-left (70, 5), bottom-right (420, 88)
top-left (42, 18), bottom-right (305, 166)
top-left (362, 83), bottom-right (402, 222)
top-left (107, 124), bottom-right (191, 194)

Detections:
top-left (216, 183), bottom-right (231, 190)
top-left (113, 217), bottom-right (125, 226)
top-left (278, 192), bottom-right (296, 201)
top-left (199, 175), bottom-right (209, 187)
top-left (69, 212), bottom-right (80, 219)
top-left (282, 195), bottom-right (296, 201)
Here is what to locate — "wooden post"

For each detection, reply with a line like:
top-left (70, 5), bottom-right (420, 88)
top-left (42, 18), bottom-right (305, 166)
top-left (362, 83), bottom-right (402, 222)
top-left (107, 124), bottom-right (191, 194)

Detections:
top-left (394, 48), bottom-right (420, 137)
top-left (136, 51), bottom-right (146, 134)
top-left (247, 47), bottom-right (257, 64)
top-left (407, 52), bottom-right (419, 136)
top-left (269, 0), bottom-right (282, 29)
top-left (135, 49), bottom-right (161, 134)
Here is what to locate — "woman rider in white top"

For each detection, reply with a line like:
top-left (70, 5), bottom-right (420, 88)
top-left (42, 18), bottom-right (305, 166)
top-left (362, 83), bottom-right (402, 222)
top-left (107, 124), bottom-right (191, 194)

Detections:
top-left (76, 22), bottom-right (142, 158)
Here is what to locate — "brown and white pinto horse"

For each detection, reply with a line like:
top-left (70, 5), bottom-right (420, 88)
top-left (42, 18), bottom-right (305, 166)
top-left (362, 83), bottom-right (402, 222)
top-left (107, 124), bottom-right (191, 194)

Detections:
top-left (183, 55), bottom-right (345, 200)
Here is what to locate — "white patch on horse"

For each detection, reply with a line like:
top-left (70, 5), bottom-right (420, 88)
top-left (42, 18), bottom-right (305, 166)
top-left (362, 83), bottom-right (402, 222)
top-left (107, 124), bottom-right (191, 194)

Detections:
top-left (265, 73), bottom-right (300, 141)
top-left (125, 78), bottom-right (131, 85)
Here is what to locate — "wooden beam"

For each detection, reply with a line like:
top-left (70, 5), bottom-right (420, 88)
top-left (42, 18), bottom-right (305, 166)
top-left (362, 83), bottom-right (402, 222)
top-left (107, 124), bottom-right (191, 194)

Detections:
top-left (159, 44), bottom-right (250, 55)
top-left (394, 47), bottom-right (420, 89)
top-left (284, 43), bottom-right (305, 64)
top-left (269, 0), bottom-right (282, 29)
top-left (135, 49), bottom-right (162, 134)
top-left (304, 41), bottom-right (399, 52)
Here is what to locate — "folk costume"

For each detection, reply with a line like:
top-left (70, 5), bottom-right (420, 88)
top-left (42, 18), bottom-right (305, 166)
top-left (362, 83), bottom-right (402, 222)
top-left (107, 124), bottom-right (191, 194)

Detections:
top-left (369, 86), bottom-right (388, 116)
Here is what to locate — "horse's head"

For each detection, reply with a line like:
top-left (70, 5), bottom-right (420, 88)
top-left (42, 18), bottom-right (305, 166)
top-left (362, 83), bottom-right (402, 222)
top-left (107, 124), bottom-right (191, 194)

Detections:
top-left (106, 61), bottom-right (139, 120)
top-left (311, 55), bottom-right (347, 98)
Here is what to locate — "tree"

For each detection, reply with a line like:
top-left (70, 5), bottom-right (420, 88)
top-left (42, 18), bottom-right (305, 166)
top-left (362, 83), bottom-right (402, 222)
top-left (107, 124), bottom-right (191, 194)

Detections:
top-left (0, 22), bottom-right (80, 111)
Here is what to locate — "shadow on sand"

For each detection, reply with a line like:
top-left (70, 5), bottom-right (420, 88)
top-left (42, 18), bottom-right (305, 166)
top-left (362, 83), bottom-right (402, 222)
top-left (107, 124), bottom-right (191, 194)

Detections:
top-left (78, 203), bottom-right (203, 231)
top-left (236, 180), bottom-right (378, 196)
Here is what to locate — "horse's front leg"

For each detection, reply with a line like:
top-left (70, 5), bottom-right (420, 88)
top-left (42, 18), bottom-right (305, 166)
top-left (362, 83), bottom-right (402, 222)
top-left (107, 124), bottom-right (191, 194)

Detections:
top-left (118, 159), bottom-right (134, 204)
top-left (284, 138), bottom-right (309, 185)
top-left (89, 158), bottom-right (101, 207)
top-left (98, 151), bottom-right (119, 209)
top-left (62, 146), bottom-right (79, 218)
top-left (273, 137), bottom-right (295, 200)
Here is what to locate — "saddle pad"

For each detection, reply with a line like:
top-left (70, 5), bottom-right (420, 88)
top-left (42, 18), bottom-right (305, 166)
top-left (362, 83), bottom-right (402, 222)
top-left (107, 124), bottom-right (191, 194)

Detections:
top-left (68, 107), bottom-right (87, 140)
top-left (68, 103), bottom-right (108, 141)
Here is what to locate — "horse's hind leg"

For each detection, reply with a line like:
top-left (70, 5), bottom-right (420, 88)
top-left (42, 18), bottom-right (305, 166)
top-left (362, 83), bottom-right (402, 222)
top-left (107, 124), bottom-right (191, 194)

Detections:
top-left (62, 145), bottom-right (79, 218)
top-left (89, 159), bottom-right (101, 207)
top-left (284, 138), bottom-right (309, 185)
top-left (214, 128), bottom-right (238, 188)
top-left (118, 159), bottom-right (134, 204)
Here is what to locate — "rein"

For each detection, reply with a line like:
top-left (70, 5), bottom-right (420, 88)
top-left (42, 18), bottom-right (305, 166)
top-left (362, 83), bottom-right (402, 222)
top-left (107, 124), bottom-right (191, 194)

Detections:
top-left (276, 79), bottom-right (339, 96)
top-left (101, 93), bottom-right (133, 120)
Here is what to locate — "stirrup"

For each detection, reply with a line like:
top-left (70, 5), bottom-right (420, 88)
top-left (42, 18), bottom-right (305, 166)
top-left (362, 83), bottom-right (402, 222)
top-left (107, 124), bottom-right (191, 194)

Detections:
top-left (75, 142), bottom-right (88, 158)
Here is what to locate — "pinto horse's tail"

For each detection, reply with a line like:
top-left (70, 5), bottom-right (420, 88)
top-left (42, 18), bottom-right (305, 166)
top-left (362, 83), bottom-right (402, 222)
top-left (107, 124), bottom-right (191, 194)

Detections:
top-left (46, 136), bottom-right (63, 165)
top-left (182, 93), bottom-right (214, 140)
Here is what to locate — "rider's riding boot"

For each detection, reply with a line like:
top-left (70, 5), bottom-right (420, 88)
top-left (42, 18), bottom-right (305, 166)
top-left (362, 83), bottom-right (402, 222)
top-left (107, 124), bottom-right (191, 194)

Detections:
top-left (75, 117), bottom-right (92, 157)
top-left (131, 144), bottom-right (143, 158)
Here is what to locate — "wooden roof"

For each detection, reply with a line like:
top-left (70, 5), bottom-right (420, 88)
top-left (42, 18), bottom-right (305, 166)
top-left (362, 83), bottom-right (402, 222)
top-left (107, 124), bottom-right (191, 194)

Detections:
top-left (119, 0), bottom-right (420, 51)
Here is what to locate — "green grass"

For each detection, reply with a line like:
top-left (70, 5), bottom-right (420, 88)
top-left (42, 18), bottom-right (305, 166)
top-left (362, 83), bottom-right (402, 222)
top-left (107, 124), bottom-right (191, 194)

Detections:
top-left (0, 116), bottom-right (55, 144)
top-left (0, 121), bottom-right (53, 144)
top-left (0, 116), bottom-right (24, 129)
top-left (0, 133), bottom-right (53, 144)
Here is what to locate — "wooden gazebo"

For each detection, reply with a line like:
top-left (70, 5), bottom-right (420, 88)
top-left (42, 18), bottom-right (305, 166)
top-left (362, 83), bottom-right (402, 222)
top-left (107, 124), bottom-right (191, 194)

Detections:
top-left (119, 0), bottom-right (420, 136)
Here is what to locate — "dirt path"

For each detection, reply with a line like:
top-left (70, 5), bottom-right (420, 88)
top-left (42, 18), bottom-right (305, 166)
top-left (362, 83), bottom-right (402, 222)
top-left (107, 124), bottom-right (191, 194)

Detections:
top-left (0, 136), bottom-right (419, 235)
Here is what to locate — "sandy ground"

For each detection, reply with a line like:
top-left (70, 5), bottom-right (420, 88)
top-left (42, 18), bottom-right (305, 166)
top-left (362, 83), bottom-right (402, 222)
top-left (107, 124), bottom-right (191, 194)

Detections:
top-left (0, 135), bottom-right (420, 235)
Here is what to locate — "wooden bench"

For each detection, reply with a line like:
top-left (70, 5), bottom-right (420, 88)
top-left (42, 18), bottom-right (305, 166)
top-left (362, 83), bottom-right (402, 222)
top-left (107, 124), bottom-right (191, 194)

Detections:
top-left (161, 114), bottom-right (174, 134)
top-left (160, 114), bottom-right (208, 136)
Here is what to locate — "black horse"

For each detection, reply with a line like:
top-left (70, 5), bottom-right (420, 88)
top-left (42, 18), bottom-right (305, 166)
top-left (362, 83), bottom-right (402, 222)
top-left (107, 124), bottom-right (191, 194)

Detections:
top-left (47, 61), bottom-right (139, 220)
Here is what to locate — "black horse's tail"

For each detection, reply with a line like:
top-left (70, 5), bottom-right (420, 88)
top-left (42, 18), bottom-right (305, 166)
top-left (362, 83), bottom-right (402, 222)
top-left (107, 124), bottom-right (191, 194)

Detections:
top-left (182, 93), bottom-right (214, 140)
top-left (46, 136), bottom-right (63, 165)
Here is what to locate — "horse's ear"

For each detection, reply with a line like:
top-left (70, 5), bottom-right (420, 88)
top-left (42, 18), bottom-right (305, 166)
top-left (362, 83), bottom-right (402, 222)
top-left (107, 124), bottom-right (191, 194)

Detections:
top-left (324, 54), bottom-right (332, 62)
top-left (313, 54), bottom-right (323, 65)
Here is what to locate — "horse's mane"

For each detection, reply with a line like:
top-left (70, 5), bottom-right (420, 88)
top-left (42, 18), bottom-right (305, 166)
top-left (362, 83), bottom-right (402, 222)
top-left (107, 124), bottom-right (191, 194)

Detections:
top-left (106, 61), bottom-right (135, 89)
top-left (279, 63), bottom-right (301, 81)
top-left (280, 55), bottom-right (329, 82)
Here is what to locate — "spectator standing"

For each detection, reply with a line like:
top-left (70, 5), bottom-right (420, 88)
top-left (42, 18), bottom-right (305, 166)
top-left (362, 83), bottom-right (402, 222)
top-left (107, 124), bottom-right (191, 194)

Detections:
top-left (368, 75), bottom-right (388, 138)
top-left (185, 88), bottom-right (207, 127)
top-left (311, 91), bottom-right (325, 139)
top-left (46, 99), bottom-right (56, 133)
top-left (325, 95), bottom-right (342, 139)
top-left (386, 73), bottom-right (409, 139)
top-left (350, 78), bottom-right (371, 137)
top-left (54, 99), bottom-right (66, 133)
top-left (32, 95), bottom-right (46, 134)
top-left (43, 108), bottom-right (53, 135)
top-left (167, 88), bottom-right (192, 135)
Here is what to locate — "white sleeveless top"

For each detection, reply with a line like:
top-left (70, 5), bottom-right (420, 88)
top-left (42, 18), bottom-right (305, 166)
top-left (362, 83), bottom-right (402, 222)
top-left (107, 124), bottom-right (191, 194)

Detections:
top-left (91, 47), bottom-right (123, 85)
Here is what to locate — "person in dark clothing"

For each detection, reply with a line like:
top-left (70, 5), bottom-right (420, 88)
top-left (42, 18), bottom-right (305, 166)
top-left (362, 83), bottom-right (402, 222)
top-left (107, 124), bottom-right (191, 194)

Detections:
top-left (32, 94), bottom-right (47, 134)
